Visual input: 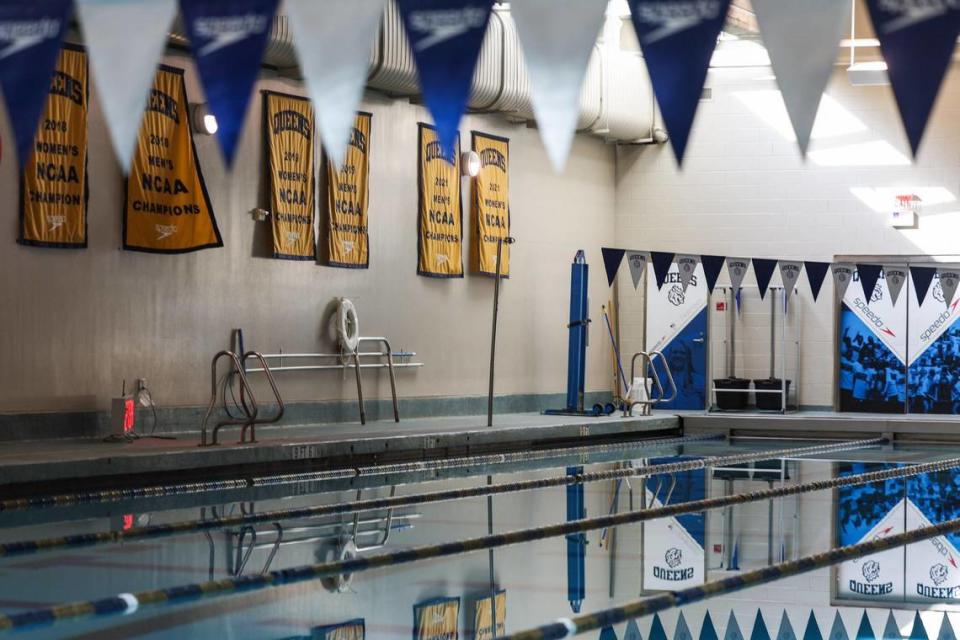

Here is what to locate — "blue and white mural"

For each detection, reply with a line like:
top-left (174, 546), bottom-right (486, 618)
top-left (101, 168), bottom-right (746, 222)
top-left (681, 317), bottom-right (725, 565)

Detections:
top-left (907, 274), bottom-right (960, 414)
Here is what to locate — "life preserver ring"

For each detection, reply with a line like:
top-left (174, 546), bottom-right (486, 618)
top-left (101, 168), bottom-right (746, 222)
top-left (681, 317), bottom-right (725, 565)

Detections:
top-left (337, 298), bottom-right (360, 352)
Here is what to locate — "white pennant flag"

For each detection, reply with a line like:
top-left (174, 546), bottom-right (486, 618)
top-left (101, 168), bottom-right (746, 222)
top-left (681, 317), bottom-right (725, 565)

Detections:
top-left (511, 0), bottom-right (607, 173)
top-left (832, 263), bottom-right (854, 300)
top-left (883, 265), bottom-right (908, 307)
top-left (287, 0), bottom-right (387, 169)
top-left (778, 260), bottom-right (803, 304)
top-left (727, 257), bottom-right (750, 295)
top-left (938, 267), bottom-right (960, 309)
top-left (751, 0), bottom-right (849, 155)
top-left (626, 251), bottom-right (648, 290)
top-left (676, 254), bottom-right (699, 294)
top-left (77, 0), bottom-right (178, 173)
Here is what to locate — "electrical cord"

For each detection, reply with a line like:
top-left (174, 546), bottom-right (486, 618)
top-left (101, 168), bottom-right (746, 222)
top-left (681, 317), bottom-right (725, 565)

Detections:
top-left (102, 382), bottom-right (177, 443)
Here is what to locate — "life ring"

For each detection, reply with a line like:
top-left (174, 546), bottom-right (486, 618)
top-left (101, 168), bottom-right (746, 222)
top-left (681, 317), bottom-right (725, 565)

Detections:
top-left (337, 298), bottom-right (360, 352)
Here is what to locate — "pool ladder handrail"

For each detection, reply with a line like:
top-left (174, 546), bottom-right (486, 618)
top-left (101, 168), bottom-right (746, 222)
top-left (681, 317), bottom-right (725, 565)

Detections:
top-left (622, 350), bottom-right (677, 417)
top-left (199, 350), bottom-right (284, 446)
top-left (238, 351), bottom-right (285, 444)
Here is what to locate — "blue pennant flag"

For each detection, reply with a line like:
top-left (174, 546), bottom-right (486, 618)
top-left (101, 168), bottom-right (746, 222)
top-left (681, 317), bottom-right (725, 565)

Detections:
top-left (864, 0), bottom-right (960, 155)
top-left (629, 0), bottom-right (731, 164)
top-left (701, 254), bottom-right (726, 295)
top-left (856, 264), bottom-right (883, 304)
top-left (909, 613), bottom-right (928, 640)
top-left (0, 0), bottom-right (72, 167)
top-left (397, 0), bottom-right (494, 159)
top-left (650, 251), bottom-right (675, 291)
top-left (602, 248), bottom-right (627, 287)
top-left (650, 614), bottom-right (669, 640)
top-left (857, 613), bottom-right (876, 640)
top-left (601, 627), bottom-right (619, 640)
top-left (803, 613), bottom-right (824, 640)
top-left (625, 620), bottom-right (644, 640)
top-left (180, 0), bottom-right (280, 166)
top-left (752, 259), bottom-right (778, 300)
top-left (752, 611), bottom-right (772, 640)
top-left (804, 261), bottom-right (831, 302)
top-left (701, 613), bottom-right (719, 640)
top-left (911, 266), bottom-right (937, 307)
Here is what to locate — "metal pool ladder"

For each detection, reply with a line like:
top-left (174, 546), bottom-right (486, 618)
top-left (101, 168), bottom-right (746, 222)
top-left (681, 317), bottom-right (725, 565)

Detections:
top-left (200, 350), bottom-right (285, 446)
top-left (622, 350), bottom-right (677, 417)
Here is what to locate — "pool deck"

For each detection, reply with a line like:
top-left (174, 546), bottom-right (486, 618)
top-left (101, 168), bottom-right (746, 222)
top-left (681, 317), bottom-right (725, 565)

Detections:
top-left (0, 412), bottom-right (680, 494)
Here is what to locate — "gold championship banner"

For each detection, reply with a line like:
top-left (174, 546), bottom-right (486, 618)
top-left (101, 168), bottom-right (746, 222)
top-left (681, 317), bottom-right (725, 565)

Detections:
top-left (414, 597), bottom-right (460, 640)
top-left (19, 44), bottom-right (89, 248)
top-left (470, 132), bottom-right (510, 276)
top-left (313, 619), bottom-right (364, 640)
top-left (124, 65), bottom-right (222, 253)
top-left (325, 112), bottom-right (372, 268)
top-left (473, 591), bottom-right (506, 640)
top-left (418, 124), bottom-right (463, 278)
top-left (264, 91), bottom-right (315, 260)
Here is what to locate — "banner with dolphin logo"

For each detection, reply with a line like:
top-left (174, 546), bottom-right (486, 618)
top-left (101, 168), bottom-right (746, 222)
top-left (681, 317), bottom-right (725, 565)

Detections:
top-left (0, 0), bottom-right (72, 167)
top-left (397, 0), bottom-right (494, 159)
top-left (180, 0), bottom-right (279, 166)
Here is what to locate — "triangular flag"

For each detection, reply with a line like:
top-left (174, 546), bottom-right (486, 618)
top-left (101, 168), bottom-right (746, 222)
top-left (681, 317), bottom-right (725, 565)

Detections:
top-left (779, 261), bottom-right (803, 305)
top-left (650, 614), bottom-right (669, 640)
top-left (286, 0), bottom-right (387, 169)
top-left (625, 619), bottom-right (643, 640)
top-left (397, 0), bottom-right (494, 159)
top-left (752, 611), bottom-right (772, 640)
top-left (701, 255), bottom-right (726, 295)
top-left (884, 265), bottom-right (908, 307)
top-left (626, 251), bottom-right (649, 290)
top-left (701, 613), bottom-right (719, 640)
top-left (830, 612), bottom-right (850, 640)
top-left (751, 0), bottom-right (849, 154)
top-left (180, 0), bottom-right (280, 166)
top-left (727, 613), bottom-right (746, 640)
top-left (677, 613), bottom-right (694, 640)
top-left (937, 613), bottom-right (955, 640)
top-left (650, 251), bottom-right (675, 291)
top-left (778, 613), bottom-right (798, 640)
top-left (805, 261), bottom-right (831, 301)
top-left (882, 613), bottom-right (902, 640)
top-left (727, 258), bottom-right (750, 297)
top-left (676, 254), bottom-right (700, 293)
top-left (0, 0), bottom-right (72, 167)
top-left (911, 266), bottom-right (937, 307)
top-left (602, 248), bottom-right (627, 287)
top-left (804, 613), bottom-right (824, 640)
top-left (76, 0), bottom-right (178, 173)
top-left (752, 258), bottom-right (778, 300)
top-left (909, 613), bottom-right (928, 640)
top-left (601, 627), bottom-right (619, 640)
top-left (857, 264), bottom-right (883, 304)
top-left (832, 263), bottom-right (855, 301)
top-left (511, 0), bottom-right (607, 172)
top-left (864, 0), bottom-right (960, 155)
top-left (629, 0), bottom-right (731, 164)
top-left (857, 613), bottom-right (876, 640)
top-left (937, 267), bottom-right (960, 309)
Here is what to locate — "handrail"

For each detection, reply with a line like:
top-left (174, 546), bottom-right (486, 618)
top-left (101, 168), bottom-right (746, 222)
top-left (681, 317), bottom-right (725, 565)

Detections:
top-left (200, 351), bottom-right (258, 447)
top-left (623, 350), bottom-right (678, 417)
top-left (649, 350), bottom-right (678, 404)
top-left (353, 486), bottom-right (397, 552)
top-left (239, 351), bottom-right (285, 444)
top-left (358, 337), bottom-right (400, 423)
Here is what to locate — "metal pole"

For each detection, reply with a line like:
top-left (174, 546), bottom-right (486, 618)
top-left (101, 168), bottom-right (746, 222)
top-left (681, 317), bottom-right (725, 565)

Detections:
top-left (488, 237), bottom-right (514, 427)
top-left (352, 349), bottom-right (366, 425)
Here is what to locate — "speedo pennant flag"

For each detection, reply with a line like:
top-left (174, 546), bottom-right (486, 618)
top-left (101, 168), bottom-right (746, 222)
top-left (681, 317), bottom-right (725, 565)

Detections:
top-left (286, 0), bottom-right (386, 170)
top-left (510, 0), bottom-right (607, 173)
top-left (0, 0), bottom-right (72, 167)
top-left (864, 0), bottom-right (960, 156)
top-left (629, 0), bottom-right (731, 164)
top-left (750, 0), bottom-right (848, 155)
top-left (397, 0), bottom-right (494, 159)
top-left (76, 0), bottom-right (178, 173)
top-left (180, 0), bottom-right (279, 166)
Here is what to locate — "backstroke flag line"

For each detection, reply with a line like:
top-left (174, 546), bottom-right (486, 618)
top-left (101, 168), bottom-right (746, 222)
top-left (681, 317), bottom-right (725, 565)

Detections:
top-left (397, 0), bottom-right (494, 159)
top-left (510, 0), bottom-right (607, 173)
top-left (180, 0), bottom-right (279, 166)
top-left (751, 0), bottom-right (849, 155)
top-left (286, 0), bottom-right (386, 170)
top-left (76, 0), bottom-right (177, 173)
top-left (0, 0), bottom-right (72, 167)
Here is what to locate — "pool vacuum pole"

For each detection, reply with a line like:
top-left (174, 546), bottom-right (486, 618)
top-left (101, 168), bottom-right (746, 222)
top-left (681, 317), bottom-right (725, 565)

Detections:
top-left (488, 236), bottom-right (515, 427)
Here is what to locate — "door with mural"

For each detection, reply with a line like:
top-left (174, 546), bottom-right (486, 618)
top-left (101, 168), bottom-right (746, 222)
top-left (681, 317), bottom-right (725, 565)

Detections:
top-left (907, 273), bottom-right (960, 414)
top-left (645, 262), bottom-right (708, 410)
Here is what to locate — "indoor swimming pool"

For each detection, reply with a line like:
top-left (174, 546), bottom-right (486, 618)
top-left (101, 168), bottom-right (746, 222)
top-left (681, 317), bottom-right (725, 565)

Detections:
top-left (0, 436), bottom-right (958, 639)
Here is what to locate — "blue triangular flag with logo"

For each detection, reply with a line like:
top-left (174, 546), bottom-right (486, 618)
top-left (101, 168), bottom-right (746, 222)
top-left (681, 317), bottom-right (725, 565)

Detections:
top-left (937, 614), bottom-right (954, 640)
top-left (650, 251), bottom-right (675, 291)
top-left (778, 613), bottom-right (798, 640)
top-left (752, 259), bottom-right (778, 300)
top-left (882, 613), bottom-right (901, 640)
top-left (602, 248), bottom-right (627, 287)
top-left (804, 613), bottom-right (824, 640)
top-left (701, 613), bottom-right (719, 640)
top-left (629, 0), bottom-right (731, 164)
top-left (752, 611), bottom-right (772, 640)
top-left (864, 0), bottom-right (960, 156)
top-left (650, 614), bottom-right (669, 640)
top-left (830, 612), bottom-right (850, 640)
top-left (180, 0), bottom-right (279, 167)
top-left (727, 613), bottom-right (746, 640)
top-left (601, 627), bottom-right (619, 640)
top-left (804, 261), bottom-right (830, 301)
top-left (701, 255), bottom-right (726, 295)
top-left (909, 613), bottom-right (928, 640)
top-left (858, 613), bottom-right (876, 640)
top-left (397, 0), bottom-right (494, 159)
top-left (856, 264), bottom-right (883, 305)
top-left (0, 0), bottom-right (72, 167)
top-left (677, 613), bottom-right (694, 640)
top-left (911, 266), bottom-right (937, 307)
top-left (625, 619), bottom-right (643, 640)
